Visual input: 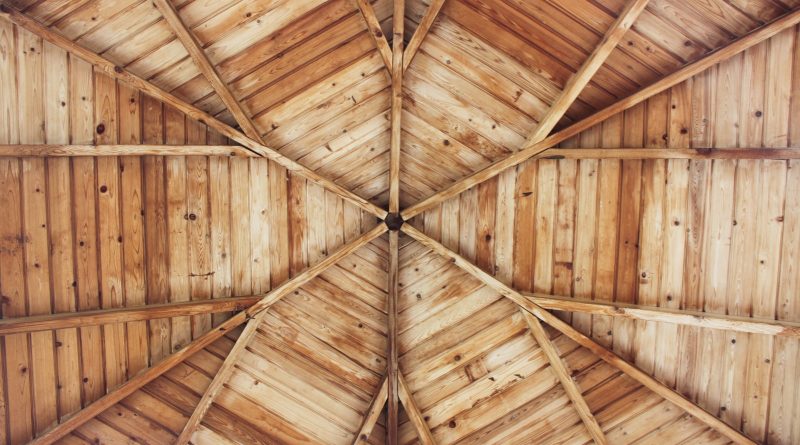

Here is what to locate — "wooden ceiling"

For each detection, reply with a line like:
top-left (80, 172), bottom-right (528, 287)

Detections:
top-left (0, 0), bottom-right (799, 444)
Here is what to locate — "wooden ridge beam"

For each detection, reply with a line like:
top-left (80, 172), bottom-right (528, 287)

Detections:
top-left (398, 371), bottom-right (436, 445)
top-left (0, 296), bottom-right (262, 335)
top-left (538, 147), bottom-right (800, 160)
top-left (402, 0), bottom-right (446, 72)
top-left (526, 292), bottom-right (800, 337)
top-left (352, 377), bottom-right (388, 445)
top-left (356, 0), bottom-right (393, 71)
top-left (28, 224), bottom-right (387, 445)
top-left (400, 7), bottom-right (800, 221)
top-left (0, 4), bottom-right (387, 219)
top-left (401, 224), bottom-right (757, 445)
top-left (387, 231), bottom-right (400, 444)
top-left (0, 144), bottom-right (253, 157)
top-left (389, 0), bottom-right (404, 214)
top-left (526, 0), bottom-right (650, 144)
top-left (522, 312), bottom-right (607, 444)
top-left (151, 0), bottom-right (265, 144)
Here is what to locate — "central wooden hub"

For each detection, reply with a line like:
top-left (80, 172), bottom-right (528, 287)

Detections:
top-left (384, 213), bottom-right (404, 231)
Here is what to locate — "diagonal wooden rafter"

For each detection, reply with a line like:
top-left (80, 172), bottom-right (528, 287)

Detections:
top-left (402, 0), bottom-right (446, 72)
top-left (0, 296), bottom-right (263, 335)
top-left (151, 0), bottom-right (265, 144)
top-left (526, 292), bottom-right (800, 337)
top-left (27, 224), bottom-right (387, 445)
top-left (352, 376), bottom-right (389, 445)
top-left (0, 4), bottom-right (387, 219)
top-left (356, 0), bottom-right (393, 71)
top-left (398, 371), bottom-right (436, 445)
top-left (401, 7), bottom-right (800, 221)
top-left (0, 144), bottom-right (253, 157)
top-left (526, 0), bottom-right (650, 145)
top-left (522, 312), bottom-right (607, 444)
top-left (401, 224), bottom-right (757, 445)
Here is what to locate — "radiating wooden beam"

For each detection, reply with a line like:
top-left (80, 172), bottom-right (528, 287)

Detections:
top-left (388, 0), bottom-right (404, 213)
top-left (355, 0), bottom-right (392, 71)
top-left (0, 4), bottom-right (387, 219)
top-left (398, 371), bottom-right (436, 445)
top-left (387, 231), bottom-right (400, 444)
top-left (522, 312), bottom-right (607, 445)
top-left (151, 0), bottom-right (265, 144)
top-left (352, 377), bottom-right (388, 445)
top-left (526, 292), bottom-right (800, 337)
top-left (0, 144), bottom-right (253, 157)
top-left (402, 0), bottom-right (445, 71)
top-left (400, 7), bottom-right (800, 221)
top-left (28, 224), bottom-right (387, 445)
top-left (526, 0), bottom-right (649, 144)
top-left (538, 147), bottom-right (800, 160)
top-left (0, 296), bottom-right (262, 335)
top-left (401, 224), bottom-right (757, 445)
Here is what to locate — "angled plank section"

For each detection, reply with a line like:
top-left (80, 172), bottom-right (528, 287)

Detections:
top-left (0, 4), bottom-right (387, 219)
top-left (28, 224), bottom-right (387, 445)
top-left (526, 293), bottom-right (800, 337)
top-left (0, 144), bottom-right (252, 157)
top-left (398, 371), bottom-right (436, 445)
top-left (353, 377), bottom-right (389, 445)
top-left (522, 312), bottom-right (606, 444)
top-left (0, 296), bottom-right (263, 335)
top-left (401, 7), bottom-right (800, 220)
top-left (401, 224), bottom-right (757, 445)
top-left (151, 0), bottom-right (265, 144)
top-left (356, 0), bottom-right (392, 71)
top-left (526, 0), bottom-right (650, 144)
top-left (403, 0), bottom-right (446, 71)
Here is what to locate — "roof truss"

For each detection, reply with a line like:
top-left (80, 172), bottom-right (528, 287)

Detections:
top-left (2, 1), bottom-right (799, 444)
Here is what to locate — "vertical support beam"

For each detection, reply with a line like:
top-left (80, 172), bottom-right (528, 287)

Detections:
top-left (403, 0), bottom-right (445, 72)
top-left (523, 312), bottom-right (607, 444)
top-left (355, 0), bottom-right (392, 70)
top-left (352, 377), bottom-right (388, 445)
top-left (389, 0), bottom-right (405, 214)
top-left (387, 230), bottom-right (400, 444)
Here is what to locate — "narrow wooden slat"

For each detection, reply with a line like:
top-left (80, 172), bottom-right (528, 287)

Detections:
top-left (0, 144), bottom-right (252, 156)
top-left (352, 377), bottom-right (388, 445)
top-left (355, 0), bottom-right (392, 70)
top-left (389, 0), bottom-right (404, 213)
top-left (0, 5), bottom-right (387, 219)
top-left (0, 296), bottom-right (266, 335)
top-left (173, 223), bottom-right (387, 443)
top-left (537, 147), bottom-right (800, 159)
top-left (524, 292), bottom-right (800, 337)
top-left (527, 0), bottom-right (650, 143)
top-left (403, 0), bottom-right (445, 71)
top-left (151, 0), bottom-right (264, 144)
top-left (522, 312), bottom-right (607, 444)
top-left (401, 8), bottom-right (800, 220)
top-left (398, 372), bottom-right (436, 445)
top-left (28, 224), bottom-right (387, 445)
top-left (387, 231), bottom-right (400, 444)
top-left (401, 224), bottom-right (757, 445)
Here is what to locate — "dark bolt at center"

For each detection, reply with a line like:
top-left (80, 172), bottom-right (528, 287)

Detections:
top-left (384, 212), bottom-right (404, 231)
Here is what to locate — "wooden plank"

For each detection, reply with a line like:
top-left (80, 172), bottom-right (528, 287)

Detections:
top-left (355, 0), bottom-right (392, 71)
top-left (0, 5), bottom-right (386, 219)
top-left (402, 0), bottom-right (445, 71)
top-left (151, 0), bottom-right (264, 144)
top-left (536, 147), bottom-right (800, 159)
top-left (0, 144), bottom-right (253, 156)
top-left (526, 0), bottom-right (650, 143)
top-left (401, 8), bottom-right (800, 220)
top-left (523, 312), bottom-right (607, 444)
top-left (352, 377), bottom-right (388, 445)
top-left (398, 372), bottom-right (436, 445)
top-left (29, 223), bottom-right (386, 445)
top-left (401, 224), bottom-right (758, 445)
top-left (0, 296), bottom-right (266, 335)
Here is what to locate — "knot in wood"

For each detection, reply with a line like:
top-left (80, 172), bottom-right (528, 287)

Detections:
top-left (384, 212), bottom-right (404, 231)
